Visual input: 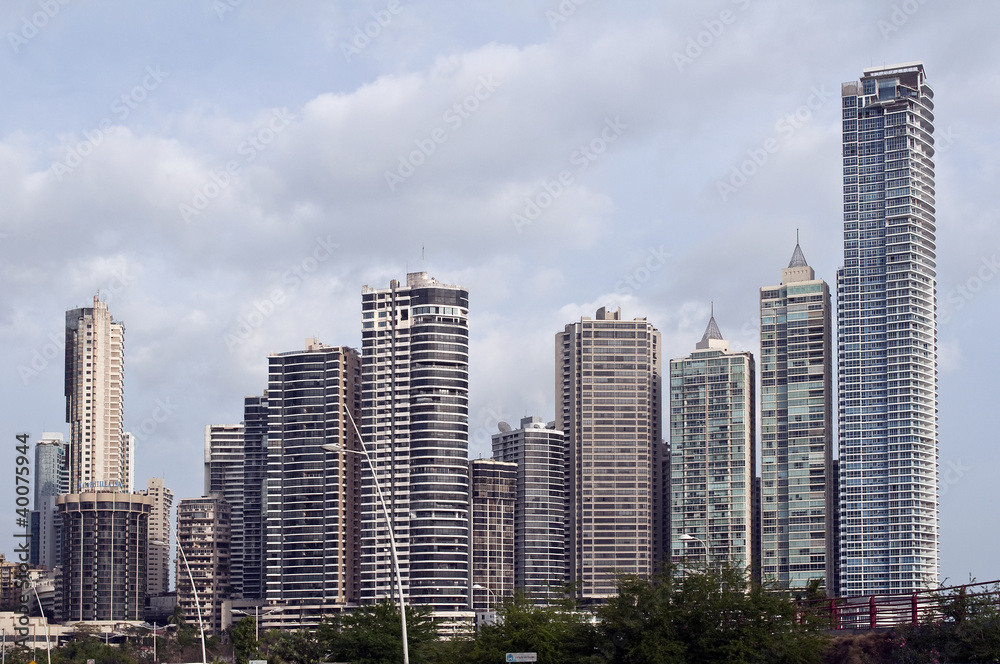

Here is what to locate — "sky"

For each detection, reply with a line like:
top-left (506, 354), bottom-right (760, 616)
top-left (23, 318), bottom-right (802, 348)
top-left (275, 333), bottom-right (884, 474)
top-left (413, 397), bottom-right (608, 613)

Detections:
top-left (2, 0), bottom-right (998, 587)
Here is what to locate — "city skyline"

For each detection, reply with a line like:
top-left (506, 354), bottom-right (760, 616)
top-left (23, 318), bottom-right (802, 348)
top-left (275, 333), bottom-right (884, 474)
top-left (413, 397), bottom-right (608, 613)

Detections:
top-left (3, 1), bottom-right (998, 586)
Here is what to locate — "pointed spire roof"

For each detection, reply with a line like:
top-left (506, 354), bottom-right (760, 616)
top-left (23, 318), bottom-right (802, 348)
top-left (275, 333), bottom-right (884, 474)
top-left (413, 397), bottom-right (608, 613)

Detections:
top-left (696, 302), bottom-right (725, 350)
top-left (788, 229), bottom-right (809, 268)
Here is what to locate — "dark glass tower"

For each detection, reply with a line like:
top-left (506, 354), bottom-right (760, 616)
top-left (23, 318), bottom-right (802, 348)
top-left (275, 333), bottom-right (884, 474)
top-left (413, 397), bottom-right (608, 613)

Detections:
top-left (360, 272), bottom-right (470, 616)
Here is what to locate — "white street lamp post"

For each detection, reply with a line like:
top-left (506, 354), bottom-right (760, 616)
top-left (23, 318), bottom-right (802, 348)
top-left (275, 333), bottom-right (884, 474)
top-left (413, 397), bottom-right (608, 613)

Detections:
top-left (323, 406), bottom-right (409, 664)
top-left (29, 584), bottom-right (51, 664)
top-left (152, 535), bottom-right (207, 664)
top-left (680, 533), bottom-right (710, 566)
top-left (471, 583), bottom-right (499, 610)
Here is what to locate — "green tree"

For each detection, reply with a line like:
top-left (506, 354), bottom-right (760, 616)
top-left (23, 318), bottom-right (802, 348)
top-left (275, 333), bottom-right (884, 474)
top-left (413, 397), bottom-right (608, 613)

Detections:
top-left (598, 562), bottom-right (829, 664)
top-left (316, 600), bottom-right (441, 664)
top-left (232, 615), bottom-right (260, 664)
top-left (269, 628), bottom-right (323, 664)
top-left (466, 594), bottom-right (599, 664)
top-left (887, 582), bottom-right (1000, 664)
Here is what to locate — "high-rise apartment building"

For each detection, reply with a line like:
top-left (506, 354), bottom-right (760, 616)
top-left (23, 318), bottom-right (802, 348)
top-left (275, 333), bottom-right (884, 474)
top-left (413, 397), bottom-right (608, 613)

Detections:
top-left (57, 492), bottom-right (152, 621)
top-left (669, 315), bottom-right (755, 572)
top-left (265, 339), bottom-right (360, 606)
top-left (360, 272), bottom-right (471, 616)
top-left (140, 478), bottom-right (174, 597)
top-left (468, 459), bottom-right (516, 610)
top-left (759, 242), bottom-right (835, 592)
top-left (557, 307), bottom-right (662, 600)
top-left (205, 424), bottom-right (245, 597)
top-left (241, 395), bottom-right (268, 600)
top-left (491, 416), bottom-right (566, 604)
top-left (176, 496), bottom-right (231, 635)
top-left (65, 296), bottom-right (129, 494)
top-left (30, 433), bottom-right (68, 569)
top-left (839, 62), bottom-right (938, 594)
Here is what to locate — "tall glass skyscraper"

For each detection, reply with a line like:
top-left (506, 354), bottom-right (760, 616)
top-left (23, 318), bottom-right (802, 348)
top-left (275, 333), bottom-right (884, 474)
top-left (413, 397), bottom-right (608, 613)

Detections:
top-left (360, 272), bottom-right (471, 617)
top-left (669, 315), bottom-right (755, 573)
top-left (759, 243), bottom-right (835, 593)
top-left (838, 62), bottom-right (938, 595)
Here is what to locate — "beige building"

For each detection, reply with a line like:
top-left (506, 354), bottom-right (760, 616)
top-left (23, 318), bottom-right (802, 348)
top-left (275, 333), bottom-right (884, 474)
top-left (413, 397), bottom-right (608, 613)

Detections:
top-left (176, 495), bottom-right (231, 635)
top-left (140, 478), bottom-right (175, 596)
top-left (557, 307), bottom-right (663, 600)
top-left (65, 296), bottom-right (129, 494)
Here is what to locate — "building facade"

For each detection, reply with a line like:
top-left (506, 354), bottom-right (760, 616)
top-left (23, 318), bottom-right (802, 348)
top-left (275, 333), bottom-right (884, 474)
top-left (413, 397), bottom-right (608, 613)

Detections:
top-left (360, 272), bottom-right (471, 616)
top-left (468, 459), bottom-right (516, 610)
top-left (241, 395), bottom-right (268, 600)
top-left (176, 496), bottom-right (231, 635)
top-left (31, 433), bottom-right (68, 569)
top-left (205, 424), bottom-right (245, 597)
top-left (65, 296), bottom-right (129, 494)
top-left (669, 315), bottom-right (756, 573)
top-left (140, 478), bottom-right (175, 597)
top-left (56, 492), bottom-right (152, 621)
top-left (760, 243), bottom-right (836, 592)
top-left (491, 416), bottom-right (566, 603)
top-left (265, 339), bottom-right (360, 606)
top-left (839, 62), bottom-right (939, 595)
top-left (557, 307), bottom-right (662, 600)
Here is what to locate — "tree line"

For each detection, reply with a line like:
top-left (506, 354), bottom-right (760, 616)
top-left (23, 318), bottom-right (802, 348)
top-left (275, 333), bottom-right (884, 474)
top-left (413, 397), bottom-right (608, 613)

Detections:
top-left (6, 564), bottom-right (998, 664)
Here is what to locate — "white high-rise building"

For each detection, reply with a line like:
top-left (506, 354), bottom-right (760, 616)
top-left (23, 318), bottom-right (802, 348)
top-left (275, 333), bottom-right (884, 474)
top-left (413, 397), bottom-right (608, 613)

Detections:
top-left (65, 296), bottom-right (128, 494)
top-left (838, 62), bottom-right (938, 595)
top-left (205, 424), bottom-right (245, 596)
top-left (360, 272), bottom-right (471, 617)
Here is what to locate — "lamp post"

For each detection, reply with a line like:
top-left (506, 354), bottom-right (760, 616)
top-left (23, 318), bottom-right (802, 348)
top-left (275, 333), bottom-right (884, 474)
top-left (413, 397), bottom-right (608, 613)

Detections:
top-left (471, 583), bottom-right (499, 610)
top-left (152, 534), bottom-right (207, 664)
top-left (29, 583), bottom-right (51, 664)
top-left (680, 533), bottom-right (710, 567)
top-left (232, 606), bottom-right (278, 643)
top-left (323, 406), bottom-right (409, 664)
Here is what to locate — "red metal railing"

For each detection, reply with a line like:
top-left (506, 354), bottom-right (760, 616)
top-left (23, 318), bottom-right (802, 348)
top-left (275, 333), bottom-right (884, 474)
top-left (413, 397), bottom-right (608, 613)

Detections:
top-left (800, 579), bottom-right (1000, 630)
